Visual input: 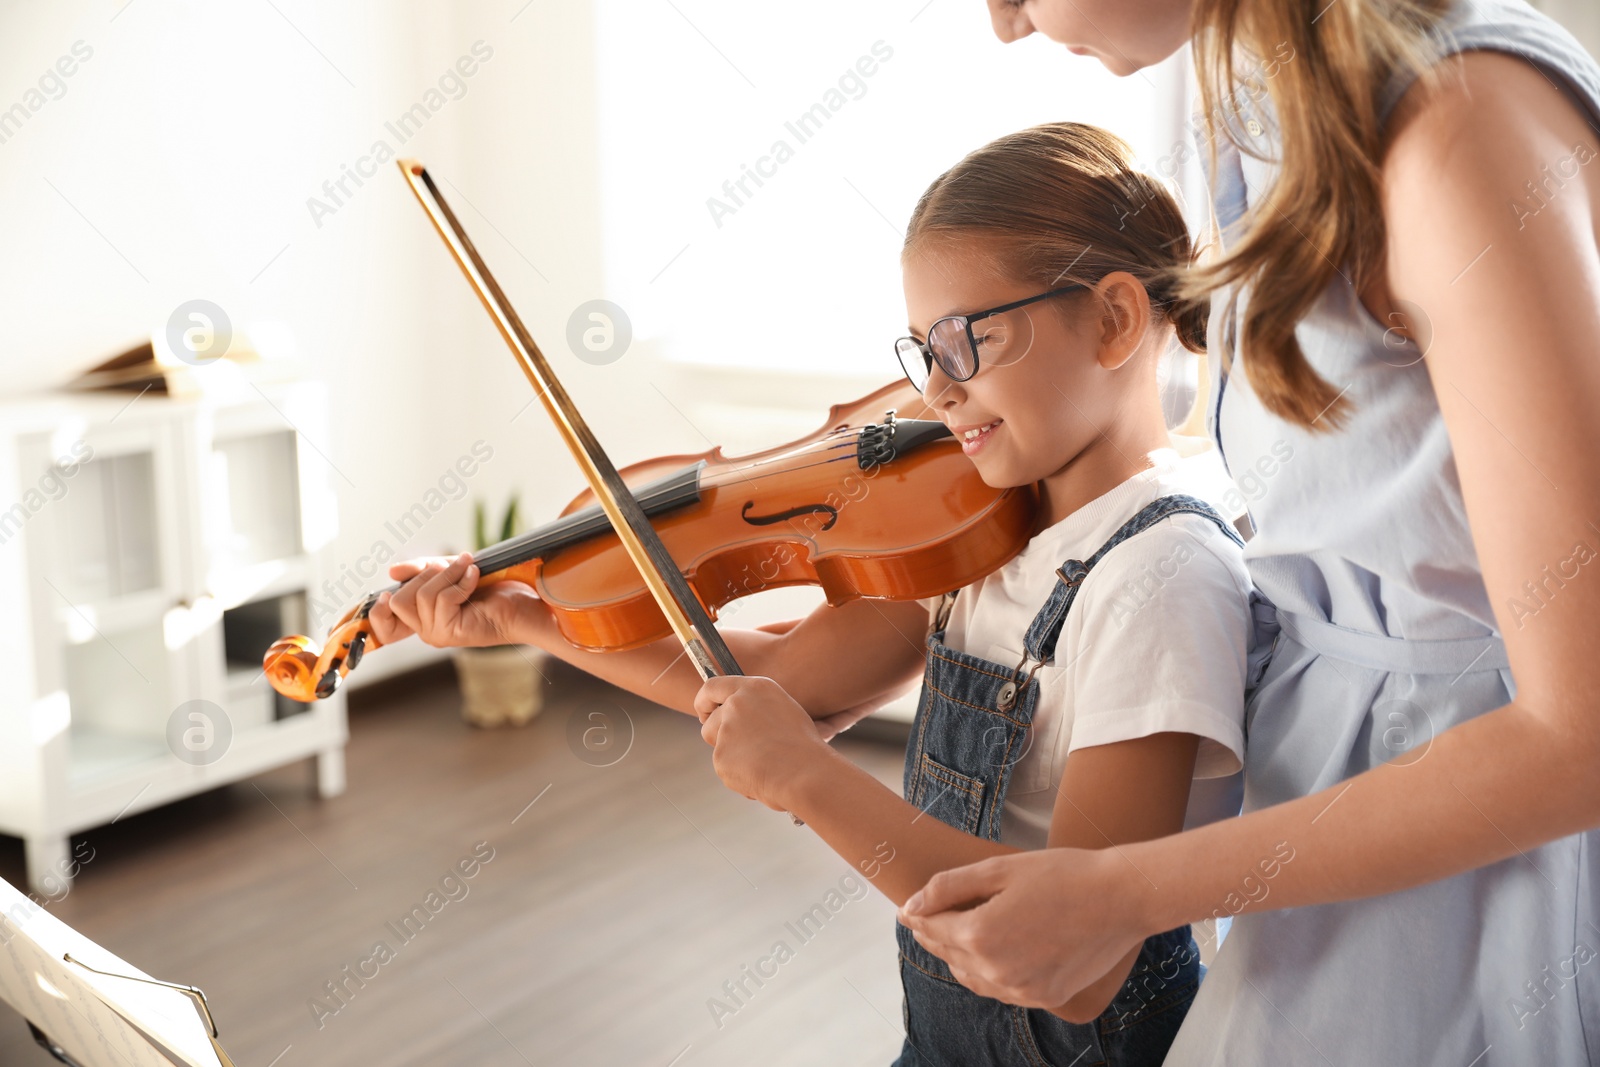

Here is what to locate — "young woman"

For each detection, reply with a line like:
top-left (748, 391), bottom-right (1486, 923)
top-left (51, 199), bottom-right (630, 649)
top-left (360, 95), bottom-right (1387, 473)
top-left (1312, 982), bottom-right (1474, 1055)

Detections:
top-left (895, 1), bottom-right (1600, 1064)
top-left (372, 122), bottom-right (1261, 1064)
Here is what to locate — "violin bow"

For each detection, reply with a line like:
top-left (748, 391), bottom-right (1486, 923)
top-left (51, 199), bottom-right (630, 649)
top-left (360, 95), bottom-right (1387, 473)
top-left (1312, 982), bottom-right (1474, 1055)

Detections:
top-left (396, 159), bottom-right (742, 683)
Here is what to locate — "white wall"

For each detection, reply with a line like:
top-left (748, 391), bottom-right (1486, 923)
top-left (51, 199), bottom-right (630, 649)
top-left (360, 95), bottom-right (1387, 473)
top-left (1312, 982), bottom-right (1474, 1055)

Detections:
top-left (588, 1), bottom-right (1192, 381)
top-left (1533, 0), bottom-right (1600, 56)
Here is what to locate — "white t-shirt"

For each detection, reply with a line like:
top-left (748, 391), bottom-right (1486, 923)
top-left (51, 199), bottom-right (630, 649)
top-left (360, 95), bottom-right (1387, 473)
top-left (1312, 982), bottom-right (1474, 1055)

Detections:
top-left (927, 437), bottom-right (1254, 851)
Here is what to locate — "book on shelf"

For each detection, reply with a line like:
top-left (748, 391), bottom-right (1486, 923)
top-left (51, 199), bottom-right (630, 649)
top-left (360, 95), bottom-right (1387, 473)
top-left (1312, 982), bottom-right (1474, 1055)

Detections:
top-left (65, 339), bottom-right (267, 399)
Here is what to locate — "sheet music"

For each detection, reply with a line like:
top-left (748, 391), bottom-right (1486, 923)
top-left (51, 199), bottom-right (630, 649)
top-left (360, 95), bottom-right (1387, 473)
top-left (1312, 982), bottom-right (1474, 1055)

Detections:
top-left (0, 877), bottom-right (225, 1067)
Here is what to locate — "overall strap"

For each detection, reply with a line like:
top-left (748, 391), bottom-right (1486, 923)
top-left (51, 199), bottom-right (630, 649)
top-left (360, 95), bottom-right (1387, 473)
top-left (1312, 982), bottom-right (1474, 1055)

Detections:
top-left (1018, 493), bottom-right (1242, 671)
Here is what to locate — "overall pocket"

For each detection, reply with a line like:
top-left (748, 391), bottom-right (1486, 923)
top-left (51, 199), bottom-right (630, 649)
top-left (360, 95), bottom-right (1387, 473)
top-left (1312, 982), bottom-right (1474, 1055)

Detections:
top-left (910, 754), bottom-right (986, 836)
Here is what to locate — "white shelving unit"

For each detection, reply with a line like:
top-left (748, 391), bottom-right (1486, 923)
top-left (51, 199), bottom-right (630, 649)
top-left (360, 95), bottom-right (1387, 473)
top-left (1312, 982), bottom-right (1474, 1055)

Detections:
top-left (0, 381), bottom-right (347, 894)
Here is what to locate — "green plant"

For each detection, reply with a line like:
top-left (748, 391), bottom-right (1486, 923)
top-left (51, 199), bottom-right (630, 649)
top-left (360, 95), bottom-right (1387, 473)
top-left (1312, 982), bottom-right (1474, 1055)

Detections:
top-left (472, 493), bottom-right (521, 552)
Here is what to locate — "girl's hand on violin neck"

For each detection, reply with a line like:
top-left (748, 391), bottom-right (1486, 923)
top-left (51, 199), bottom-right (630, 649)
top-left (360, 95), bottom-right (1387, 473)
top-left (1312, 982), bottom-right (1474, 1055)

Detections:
top-left (694, 675), bottom-right (837, 812)
top-left (372, 552), bottom-right (538, 649)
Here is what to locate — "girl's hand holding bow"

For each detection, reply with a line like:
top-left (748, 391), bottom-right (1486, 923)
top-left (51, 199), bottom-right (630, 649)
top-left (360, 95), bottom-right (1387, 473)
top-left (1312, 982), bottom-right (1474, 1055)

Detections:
top-left (694, 675), bottom-right (837, 812)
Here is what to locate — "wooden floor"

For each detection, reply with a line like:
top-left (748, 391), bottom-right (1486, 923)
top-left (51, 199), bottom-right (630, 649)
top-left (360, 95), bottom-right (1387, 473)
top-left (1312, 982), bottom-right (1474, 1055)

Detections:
top-left (0, 661), bottom-right (914, 1067)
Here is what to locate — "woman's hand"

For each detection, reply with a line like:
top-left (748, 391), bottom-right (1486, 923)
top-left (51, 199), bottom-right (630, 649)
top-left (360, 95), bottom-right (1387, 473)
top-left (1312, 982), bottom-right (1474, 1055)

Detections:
top-left (694, 675), bottom-right (835, 811)
top-left (896, 847), bottom-right (1152, 1009)
top-left (369, 552), bottom-right (540, 649)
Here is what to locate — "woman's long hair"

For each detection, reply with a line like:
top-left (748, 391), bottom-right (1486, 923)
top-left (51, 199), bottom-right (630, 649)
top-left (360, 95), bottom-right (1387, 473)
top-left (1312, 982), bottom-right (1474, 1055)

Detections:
top-left (1177, 0), bottom-right (1451, 431)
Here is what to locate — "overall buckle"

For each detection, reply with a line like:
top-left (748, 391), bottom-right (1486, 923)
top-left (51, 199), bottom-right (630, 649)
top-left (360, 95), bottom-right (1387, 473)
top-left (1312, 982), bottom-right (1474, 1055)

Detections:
top-left (997, 648), bottom-right (1045, 712)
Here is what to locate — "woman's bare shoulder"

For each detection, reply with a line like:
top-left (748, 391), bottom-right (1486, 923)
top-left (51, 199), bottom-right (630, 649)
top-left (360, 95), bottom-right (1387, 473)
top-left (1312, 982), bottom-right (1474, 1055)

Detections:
top-left (1383, 48), bottom-right (1599, 184)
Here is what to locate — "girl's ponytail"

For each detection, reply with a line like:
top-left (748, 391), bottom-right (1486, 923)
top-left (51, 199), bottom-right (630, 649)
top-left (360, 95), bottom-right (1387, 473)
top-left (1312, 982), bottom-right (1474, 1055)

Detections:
top-left (1169, 289), bottom-right (1211, 356)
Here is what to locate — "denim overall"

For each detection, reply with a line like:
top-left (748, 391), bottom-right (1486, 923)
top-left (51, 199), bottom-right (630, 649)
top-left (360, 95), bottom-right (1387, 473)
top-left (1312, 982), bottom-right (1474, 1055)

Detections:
top-left (893, 494), bottom-right (1244, 1067)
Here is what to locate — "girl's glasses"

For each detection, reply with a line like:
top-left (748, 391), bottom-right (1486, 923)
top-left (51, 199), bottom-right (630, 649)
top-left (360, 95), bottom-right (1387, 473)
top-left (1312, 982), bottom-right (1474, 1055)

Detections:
top-left (894, 284), bottom-right (1086, 392)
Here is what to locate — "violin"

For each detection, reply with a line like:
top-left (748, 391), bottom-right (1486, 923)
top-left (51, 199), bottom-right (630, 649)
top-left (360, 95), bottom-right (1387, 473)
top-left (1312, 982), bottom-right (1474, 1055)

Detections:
top-left (263, 378), bottom-right (1038, 703)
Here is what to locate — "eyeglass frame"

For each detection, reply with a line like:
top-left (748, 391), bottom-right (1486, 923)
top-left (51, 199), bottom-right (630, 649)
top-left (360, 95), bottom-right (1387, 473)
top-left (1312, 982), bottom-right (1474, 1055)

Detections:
top-left (894, 283), bottom-right (1088, 391)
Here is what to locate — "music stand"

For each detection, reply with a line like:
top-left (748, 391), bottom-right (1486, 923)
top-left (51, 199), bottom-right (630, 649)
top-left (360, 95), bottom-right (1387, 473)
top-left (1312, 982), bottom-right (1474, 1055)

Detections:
top-left (0, 876), bottom-right (234, 1067)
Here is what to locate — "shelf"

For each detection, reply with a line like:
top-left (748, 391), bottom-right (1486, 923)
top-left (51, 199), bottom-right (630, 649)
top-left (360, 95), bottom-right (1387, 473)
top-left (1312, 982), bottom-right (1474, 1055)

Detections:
top-left (224, 665), bottom-right (263, 689)
top-left (51, 449), bottom-right (162, 604)
top-left (209, 556), bottom-right (309, 610)
top-left (61, 708), bottom-right (346, 831)
top-left (67, 731), bottom-right (172, 790)
top-left (1, 380), bottom-right (348, 894)
top-left (61, 619), bottom-right (171, 738)
top-left (51, 587), bottom-right (170, 641)
top-left (208, 430), bottom-right (302, 571)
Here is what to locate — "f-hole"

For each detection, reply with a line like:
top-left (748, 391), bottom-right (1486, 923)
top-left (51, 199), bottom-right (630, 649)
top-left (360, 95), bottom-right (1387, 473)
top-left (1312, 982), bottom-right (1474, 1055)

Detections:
top-left (740, 500), bottom-right (838, 531)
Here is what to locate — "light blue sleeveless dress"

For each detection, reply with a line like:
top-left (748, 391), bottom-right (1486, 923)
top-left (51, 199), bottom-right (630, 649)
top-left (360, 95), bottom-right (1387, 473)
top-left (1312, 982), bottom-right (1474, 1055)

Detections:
top-left (1165, 2), bottom-right (1600, 1064)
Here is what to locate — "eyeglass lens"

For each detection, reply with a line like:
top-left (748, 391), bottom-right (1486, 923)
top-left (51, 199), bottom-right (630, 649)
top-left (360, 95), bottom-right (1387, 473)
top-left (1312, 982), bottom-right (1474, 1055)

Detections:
top-left (897, 318), bottom-right (979, 390)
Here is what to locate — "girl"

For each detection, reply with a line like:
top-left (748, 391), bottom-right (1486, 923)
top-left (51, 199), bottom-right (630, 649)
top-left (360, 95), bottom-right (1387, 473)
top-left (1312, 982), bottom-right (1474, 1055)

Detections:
top-left (898, 2), bottom-right (1600, 1065)
top-left (373, 123), bottom-right (1261, 1065)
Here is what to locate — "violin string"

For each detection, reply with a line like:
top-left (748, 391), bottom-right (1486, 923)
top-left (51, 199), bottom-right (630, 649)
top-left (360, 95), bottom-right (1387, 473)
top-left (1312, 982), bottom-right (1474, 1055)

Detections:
top-left (697, 450), bottom-right (863, 492)
top-left (705, 434), bottom-right (859, 481)
top-left (465, 447), bottom-right (862, 573)
top-left (329, 417), bottom-right (936, 637)
top-left (465, 416), bottom-right (938, 569)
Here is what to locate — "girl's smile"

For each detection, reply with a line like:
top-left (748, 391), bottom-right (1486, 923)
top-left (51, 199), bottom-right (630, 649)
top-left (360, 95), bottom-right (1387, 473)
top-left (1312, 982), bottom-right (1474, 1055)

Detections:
top-left (951, 417), bottom-right (1004, 455)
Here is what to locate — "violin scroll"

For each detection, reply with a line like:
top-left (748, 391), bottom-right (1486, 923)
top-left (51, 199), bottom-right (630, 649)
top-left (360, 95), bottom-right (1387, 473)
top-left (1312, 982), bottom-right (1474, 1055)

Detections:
top-left (263, 596), bottom-right (382, 703)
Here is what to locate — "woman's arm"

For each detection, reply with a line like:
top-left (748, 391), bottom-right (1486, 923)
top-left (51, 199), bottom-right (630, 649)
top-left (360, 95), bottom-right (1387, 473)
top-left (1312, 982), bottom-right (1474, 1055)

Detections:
top-left (897, 51), bottom-right (1600, 1008)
